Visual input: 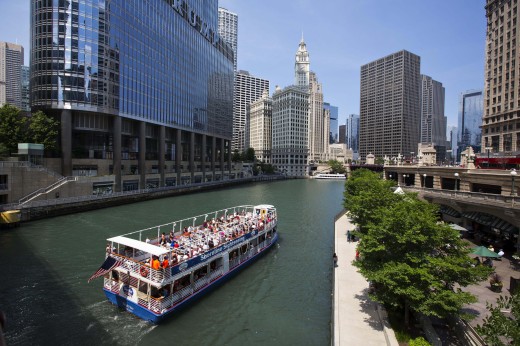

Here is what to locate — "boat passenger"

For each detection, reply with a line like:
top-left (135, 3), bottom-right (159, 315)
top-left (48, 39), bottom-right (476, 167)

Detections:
top-left (160, 233), bottom-right (167, 246)
top-left (152, 256), bottom-right (161, 270)
top-left (162, 257), bottom-right (169, 268)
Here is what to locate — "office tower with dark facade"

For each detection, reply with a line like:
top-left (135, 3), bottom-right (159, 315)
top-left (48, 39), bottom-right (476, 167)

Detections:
top-left (482, 0), bottom-right (520, 153)
top-left (420, 75), bottom-right (446, 145)
top-left (232, 71), bottom-right (269, 152)
top-left (0, 41), bottom-right (24, 109)
top-left (458, 90), bottom-right (483, 157)
top-left (359, 50), bottom-right (421, 160)
top-left (31, 0), bottom-right (234, 192)
top-left (324, 102), bottom-right (338, 144)
top-left (338, 124), bottom-right (346, 144)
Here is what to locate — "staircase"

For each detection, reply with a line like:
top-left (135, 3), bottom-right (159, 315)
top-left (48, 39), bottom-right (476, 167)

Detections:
top-left (18, 176), bottom-right (78, 206)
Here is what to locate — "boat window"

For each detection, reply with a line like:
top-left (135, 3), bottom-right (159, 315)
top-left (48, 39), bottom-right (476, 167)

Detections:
top-left (111, 270), bottom-right (119, 281)
top-left (209, 257), bottom-right (222, 271)
top-left (229, 249), bottom-right (239, 260)
top-left (240, 244), bottom-right (248, 255)
top-left (138, 281), bottom-right (148, 294)
top-left (193, 266), bottom-right (207, 280)
top-left (174, 274), bottom-right (191, 291)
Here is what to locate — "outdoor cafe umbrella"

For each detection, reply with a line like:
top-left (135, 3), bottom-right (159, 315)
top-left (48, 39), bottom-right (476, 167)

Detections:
top-left (472, 246), bottom-right (499, 258)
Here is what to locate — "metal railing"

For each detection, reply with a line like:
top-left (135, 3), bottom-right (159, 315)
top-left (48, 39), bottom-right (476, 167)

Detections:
top-left (17, 176), bottom-right (78, 205)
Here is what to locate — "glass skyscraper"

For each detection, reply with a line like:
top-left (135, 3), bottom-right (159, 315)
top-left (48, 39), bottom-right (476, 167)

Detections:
top-left (457, 90), bottom-right (483, 157)
top-left (324, 102), bottom-right (338, 144)
top-left (31, 0), bottom-right (234, 191)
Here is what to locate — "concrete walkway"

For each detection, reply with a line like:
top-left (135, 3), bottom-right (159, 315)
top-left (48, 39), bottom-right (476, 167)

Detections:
top-left (333, 213), bottom-right (399, 346)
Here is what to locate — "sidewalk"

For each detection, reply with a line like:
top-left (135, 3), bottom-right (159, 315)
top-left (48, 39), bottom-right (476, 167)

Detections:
top-left (333, 213), bottom-right (398, 346)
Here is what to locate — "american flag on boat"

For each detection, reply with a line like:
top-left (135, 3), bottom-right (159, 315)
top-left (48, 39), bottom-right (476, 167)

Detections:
top-left (88, 256), bottom-right (124, 283)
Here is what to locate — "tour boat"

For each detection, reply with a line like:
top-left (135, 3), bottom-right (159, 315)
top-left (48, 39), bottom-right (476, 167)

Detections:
top-left (314, 173), bottom-right (346, 180)
top-left (88, 204), bottom-right (278, 323)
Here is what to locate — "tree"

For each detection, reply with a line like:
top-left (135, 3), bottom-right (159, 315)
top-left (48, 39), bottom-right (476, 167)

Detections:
top-left (244, 147), bottom-right (255, 162)
top-left (232, 149), bottom-right (241, 162)
top-left (0, 104), bottom-right (28, 154)
top-left (345, 169), bottom-right (491, 326)
top-left (327, 159), bottom-right (346, 174)
top-left (476, 291), bottom-right (520, 345)
top-left (28, 111), bottom-right (59, 152)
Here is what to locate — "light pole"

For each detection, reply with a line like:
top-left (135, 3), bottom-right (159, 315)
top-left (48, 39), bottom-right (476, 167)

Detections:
top-left (403, 174), bottom-right (408, 186)
top-left (511, 169), bottom-right (517, 196)
top-left (454, 172), bottom-right (459, 192)
top-left (485, 146), bottom-right (493, 168)
top-left (422, 173), bottom-right (427, 188)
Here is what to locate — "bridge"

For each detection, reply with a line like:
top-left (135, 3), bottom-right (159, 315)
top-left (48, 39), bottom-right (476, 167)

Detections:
top-left (383, 165), bottom-right (520, 253)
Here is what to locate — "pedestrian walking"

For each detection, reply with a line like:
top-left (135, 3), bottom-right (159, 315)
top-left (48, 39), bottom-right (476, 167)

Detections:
top-left (333, 253), bottom-right (338, 267)
top-left (347, 230), bottom-right (351, 242)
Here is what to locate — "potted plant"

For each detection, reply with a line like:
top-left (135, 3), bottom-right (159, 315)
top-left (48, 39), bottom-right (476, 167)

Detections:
top-left (489, 273), bottom-right (503, 292)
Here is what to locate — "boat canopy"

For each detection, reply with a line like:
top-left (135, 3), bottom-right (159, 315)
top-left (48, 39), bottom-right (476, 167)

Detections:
top-left (107, 236), bottom-right (170, 257)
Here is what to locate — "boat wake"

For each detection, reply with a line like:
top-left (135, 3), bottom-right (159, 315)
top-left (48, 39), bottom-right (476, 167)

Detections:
top-left (83, 300), bottom-right (157, 344)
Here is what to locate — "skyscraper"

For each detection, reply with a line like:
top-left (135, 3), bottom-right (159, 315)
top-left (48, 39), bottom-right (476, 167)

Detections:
top-left (272, 85), bottom-right (309, 176)
top-left (308, 72), bottom-right (328, 162)
top-left (21, 65), bottom-right (30, 112)
top-left (346, 114), bottom-right (360, 153)
top-left (420, 75), bottom-right (446, 146)
top-left (249, 90), bottom-right (272, 163)
top-left (324, 102), bottom-right (338, 144)
top-left (338, 124), bottom-right (346, 144)
top-left (482, 0), bottom-right (520, 153)
top-left (359, 50), bottom-right (421, 160)
top-left (0, 41), bottom-right (24, 109)
top-left (31, 0), bottom-right (234, 190)
top-left (232, 71), bottom-right (269, 152)
top-left (458, 90), bottom-right (483, 156)
top-left (218, 7), bottom-right (238, 71)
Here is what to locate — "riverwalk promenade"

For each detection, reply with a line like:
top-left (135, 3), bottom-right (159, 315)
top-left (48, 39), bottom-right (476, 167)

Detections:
top-left (333, 212), bottom-right (398, 346)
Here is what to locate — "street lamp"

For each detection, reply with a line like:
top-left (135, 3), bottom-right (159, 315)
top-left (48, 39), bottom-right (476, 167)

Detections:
top-left (422, 173), bottom-right (427, 188)
top-left (403, 174), bottom-right (408, 186)
top-left (454, 172), bottom-right (459, 191)
top-left (485, 146), bottom-right (493, 168)
top-left (511, 169), bottom-right (517, 196)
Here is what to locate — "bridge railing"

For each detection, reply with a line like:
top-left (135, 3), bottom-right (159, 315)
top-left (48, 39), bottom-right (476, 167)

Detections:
top-left (403, 186), bottom-right (520, 208)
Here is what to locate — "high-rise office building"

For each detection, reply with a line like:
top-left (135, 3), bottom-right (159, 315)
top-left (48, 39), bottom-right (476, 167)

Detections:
top-left (338, 124), bottom-right (346, 144)
top-left (359, 50), bottom-right (421, 160)
top-left (458, 90), bottom-right (483, 156)
top-left (420, 75), bottom-right (446, 145)
top-left (232, 70), bottom-right (269, 152)
top-left (21, 65), bottom-right (30, 112)
top-left (249, 90), bottom-right (272, 163)
top-left (0, 41), bottom-right (24, 109)
top-left (447, 125), bottom-right (458, 162)
top-left (324, 102), bottom-right (338, 144)
top-left (346, 114), bottom-right (360, 153)
top-left (218, 7), bottom-right (238, 71)
top-left (482, 0), bottom-right (520, 153)
top-left (308, 72), bottom-right (328, 162)
top-left (31, 0), bottom-right (234, 191)
top-left (272, 85), bottom-right (309, 177)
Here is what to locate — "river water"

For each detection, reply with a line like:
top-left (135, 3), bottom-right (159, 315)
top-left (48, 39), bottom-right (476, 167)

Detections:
top-left (0, 179), bottom-right (345, 346)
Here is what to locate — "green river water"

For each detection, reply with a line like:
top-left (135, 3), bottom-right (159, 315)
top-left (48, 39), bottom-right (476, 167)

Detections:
top-left (0, 179), bottom-right (345, 346)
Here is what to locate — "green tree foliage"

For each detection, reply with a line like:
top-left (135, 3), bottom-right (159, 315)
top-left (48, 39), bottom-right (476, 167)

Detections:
top-left (28, 111), bottom-right (59, 152)
top-left (327, 159), bottom-right (346, 174)
top-left (0, 104), bottom-right (28, 154)
top-left (244, 147), bottom-right (255, 162)
top-left (345, 169), bottom-right (491, 325)
top-left (232, 149), bottom-right (241, 162)
top-left (476, 291), bottom-right (520, 345)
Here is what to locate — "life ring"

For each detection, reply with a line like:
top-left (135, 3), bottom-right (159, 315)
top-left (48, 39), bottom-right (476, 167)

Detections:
top-left (140, 265), bottom-right (149, 277)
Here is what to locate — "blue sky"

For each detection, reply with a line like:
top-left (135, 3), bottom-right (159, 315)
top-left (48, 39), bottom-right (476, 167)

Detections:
top-left (0, 0), bottom-right (486, 128)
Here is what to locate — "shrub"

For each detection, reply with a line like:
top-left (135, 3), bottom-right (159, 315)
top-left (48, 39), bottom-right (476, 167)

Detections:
top-left (409, 336), bottom-right (431, 346)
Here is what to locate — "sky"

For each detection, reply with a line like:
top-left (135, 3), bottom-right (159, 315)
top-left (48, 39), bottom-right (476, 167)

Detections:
top-left (0, 0), bottom-right (486, 128)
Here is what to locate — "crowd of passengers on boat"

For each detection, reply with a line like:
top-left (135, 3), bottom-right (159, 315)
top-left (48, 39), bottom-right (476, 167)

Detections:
top-left (106, 210), bottom-right (277, 272)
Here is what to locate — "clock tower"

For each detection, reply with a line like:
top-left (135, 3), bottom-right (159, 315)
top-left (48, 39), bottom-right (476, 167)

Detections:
top-left (295, 34), bottom-right (310, 87)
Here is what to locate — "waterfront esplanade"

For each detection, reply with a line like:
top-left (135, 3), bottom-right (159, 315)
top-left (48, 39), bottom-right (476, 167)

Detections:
top-left (384, 165), bottom-right (520, 254)
top-left (30, 0), bottom-right (234, 192)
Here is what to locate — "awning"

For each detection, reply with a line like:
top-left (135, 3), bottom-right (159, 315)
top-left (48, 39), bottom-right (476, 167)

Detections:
top-left (461, 212), bottom-right (519, 235)
top-left (107, 236), bottom-right (170, 256)
top-left (449, 224), bottom-right (468, 232)
top-left (440, 205), bottom-right (461, 218)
